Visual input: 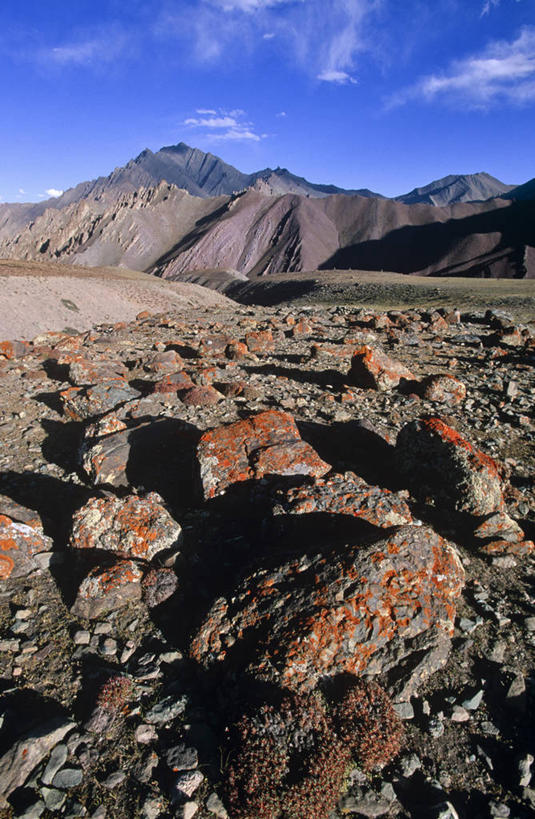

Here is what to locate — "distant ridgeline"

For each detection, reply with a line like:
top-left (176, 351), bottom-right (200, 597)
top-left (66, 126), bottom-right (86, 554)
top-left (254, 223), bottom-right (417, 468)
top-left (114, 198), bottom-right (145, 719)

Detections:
top-left (0, 142), bottom-right (533, 280)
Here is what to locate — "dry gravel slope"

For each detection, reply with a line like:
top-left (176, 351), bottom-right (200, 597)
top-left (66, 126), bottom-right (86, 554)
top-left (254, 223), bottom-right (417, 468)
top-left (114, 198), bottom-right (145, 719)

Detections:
top-left (0, 260), bottom-right (234, 341)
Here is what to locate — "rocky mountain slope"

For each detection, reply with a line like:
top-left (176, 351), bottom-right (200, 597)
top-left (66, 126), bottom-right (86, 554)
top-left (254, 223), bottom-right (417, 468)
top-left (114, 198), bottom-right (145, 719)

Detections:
top-left (2, 183), bottom-right (533, 280)
top-left (1, 293), bottom-right (535, 818)
top-left (0, 142), bottom-right (519, 249)
top-left (395, 173), bottom-right (515, 206)
top-left (0, 143), bottom-right (379, 244)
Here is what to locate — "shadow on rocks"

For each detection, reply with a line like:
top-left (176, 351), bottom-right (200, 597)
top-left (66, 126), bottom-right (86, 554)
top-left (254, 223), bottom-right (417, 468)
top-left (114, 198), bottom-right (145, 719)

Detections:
top-left (243, 362), bottom-right (346, 390)
top-left (40, 418), bottom-right (86, 475)
top-left (121, 418), bottom-right (201, 518)
top-left (0, 470), bottom-right (91, 547)
top-left (297, 418), bottom-right (401, 489)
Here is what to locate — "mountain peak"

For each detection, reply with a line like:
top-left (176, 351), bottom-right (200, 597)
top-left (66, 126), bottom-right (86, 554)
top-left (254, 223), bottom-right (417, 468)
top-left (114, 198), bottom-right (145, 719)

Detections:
top-left (396, 172), bottom-right (514, 206)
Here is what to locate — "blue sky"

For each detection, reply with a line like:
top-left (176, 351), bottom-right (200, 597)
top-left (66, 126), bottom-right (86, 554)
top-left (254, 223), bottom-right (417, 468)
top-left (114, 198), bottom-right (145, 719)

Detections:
top-left (0, 0), bottom-right (533, 202)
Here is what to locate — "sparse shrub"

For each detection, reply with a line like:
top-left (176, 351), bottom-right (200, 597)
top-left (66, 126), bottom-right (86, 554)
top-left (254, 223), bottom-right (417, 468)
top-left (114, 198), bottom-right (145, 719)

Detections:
top-left (224, 679), bottom-right (404, 818)
top-left (225, 692), bottom-right (351, 819)
top-left (333, 679), bottom-right (404, 771)
top-left (96, 674), bottom-right (133, 714)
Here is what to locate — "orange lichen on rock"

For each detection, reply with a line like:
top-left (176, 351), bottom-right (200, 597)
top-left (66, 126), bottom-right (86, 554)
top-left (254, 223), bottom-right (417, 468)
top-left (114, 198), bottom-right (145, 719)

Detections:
top-left (397, 416), bottom-right (504, 516)
top-left (197, 410), bottom-right (331, 499)
top-left (0, 514), bottom-right (52, 580)
top-left (70, 492), bottom-right (181, 562)
top-left (190, 525), bottom-right (464, 692)
top-left (273, 471), bottom-right (412, 528)
top-left (71, 559), bottom-right (143, 619)
top-left (348, 345), bottom-right (416, 391)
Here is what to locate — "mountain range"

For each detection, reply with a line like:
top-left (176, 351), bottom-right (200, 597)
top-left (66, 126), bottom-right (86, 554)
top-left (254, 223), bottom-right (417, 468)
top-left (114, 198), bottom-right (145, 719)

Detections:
top-left (0, 142), bottom-right (533, 282)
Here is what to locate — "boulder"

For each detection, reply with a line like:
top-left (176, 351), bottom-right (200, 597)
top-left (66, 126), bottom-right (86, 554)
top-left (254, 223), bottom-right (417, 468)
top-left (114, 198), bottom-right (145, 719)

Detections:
top-left (71, 559), bottom-right (143, 619)
top-left (60, 382), bottom-right (141, 421)
top-left (420, 374), bottom-right (466, 405)
top-left (396, 417), bottom-right (504, 516)
top-left (144, 350), bottom-right (184, 374)
top-left (273, 472), bottom-right (412, 528)
top-left (197, 410), bottom-right (331, 500)
top-left (150, 371), bottom-right (195, 394)
top-left (190, 525), bottom-right (464, 692)
top-left (0, 339), bottom-right (31, 359)
top-left (180, 385), bottom-right (224, 407)
top-left (0, 515), bottom-right (53, 580)
top-left (70, 493), bottom-right (181, 561)
top-left (348, 346), bottom-right (416, 391)
top-left (68, 358), bottom-right (128, 386)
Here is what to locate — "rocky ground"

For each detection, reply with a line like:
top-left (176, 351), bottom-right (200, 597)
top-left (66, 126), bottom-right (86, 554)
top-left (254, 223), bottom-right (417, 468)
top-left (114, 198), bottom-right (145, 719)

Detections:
top-left (0, 296), bottom-right (535, 819)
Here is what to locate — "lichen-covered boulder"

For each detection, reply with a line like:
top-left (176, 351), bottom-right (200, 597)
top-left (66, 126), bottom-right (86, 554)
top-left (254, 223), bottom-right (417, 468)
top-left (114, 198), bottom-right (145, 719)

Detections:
top-left (420, 374), bottom-right (466, 405)
top-left (0, 515), bottom-right (52, 580)
top-left (348, 346), bottom-right (416, 391)
top-left (60, 382), bottom-right (141, 421)
top-left (396, 417), bottom-right (504, 516)
top-left (71, 559), bottom-right (143, 619)
top-left (273, 472), bottom-right (412, 528)
top-left (70, 492), bottom-right (181, 561)
top-left (197, 410), bottom-right (331, 500)
top-left (190, 525), bottom-right (464, 693)
top-left (68, 358), bottom-right (128, 386)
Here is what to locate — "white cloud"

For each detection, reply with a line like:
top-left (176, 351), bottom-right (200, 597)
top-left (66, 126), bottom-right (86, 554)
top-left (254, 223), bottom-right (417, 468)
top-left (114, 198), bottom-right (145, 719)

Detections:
top-left (276, 110), bottom-right (287, 117)
top-left (18, 188), bottom-right (25, 194)
top-left (41, 26), bottom-right (130, 67)
top-left (185, 116), bottom-right (240, 128)
top-left (157, 0), bottom-right (377, 83)
top-left (317, 69), bottom-right (358, 85)
top-left (389, 26), bottom-right (535, 109)
top-left (208, 0), bottom-right (299, 11)
top-left (46, 188), bottom-right (64, 198)
top-left (183, 107), bottom-right (265, 142)
top-left (212, 128), bottom-right (262, 141)
top-left (481, 0), bottom-right (499, 15)
top-left (196, 108), bottom-right (218, 115)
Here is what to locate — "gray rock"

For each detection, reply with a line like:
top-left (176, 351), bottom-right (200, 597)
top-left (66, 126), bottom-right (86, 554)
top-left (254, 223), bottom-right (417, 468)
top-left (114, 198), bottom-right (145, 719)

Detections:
top-left (449, 705), bottom-right (470, 722)
top-left (101, 770), bottom-right (126, 788)
top-left (461, 689), bottom-right (484, 711)
top-left (206, 791), bottom-right (228, 817)
top-left (165, 743), bottom-right (198, 772)
top-left (172, 770), bottom-right (204, 800)
top-left (180, 804), bottom-right (199, 819)
top-left (398, 753), bottom-right (422, 778)
top-left (135, 723), bottom-right (158, 744)
top-left (489, 801), bottom-right (511, 818)
top-left (341, 782), bottom-right (397, 817)
top-left (0, 717), bottom-right (74, 807)
top-left (145, 695), bottom-right (188, 725)
top-left (52, 767), bottom-right (84, 789)
top-left (392, 701), bottom-right (414, 720)
top-left (41, 787), bottom-right (67, 811)
top-left (428, 716), bottom-right (445, 738)
top-left (516, 753), bottom-right (533, 788)
top-left (41, 742), bottom-right (68, 785)
top-left (141, 796), bottom-right (165, 819)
